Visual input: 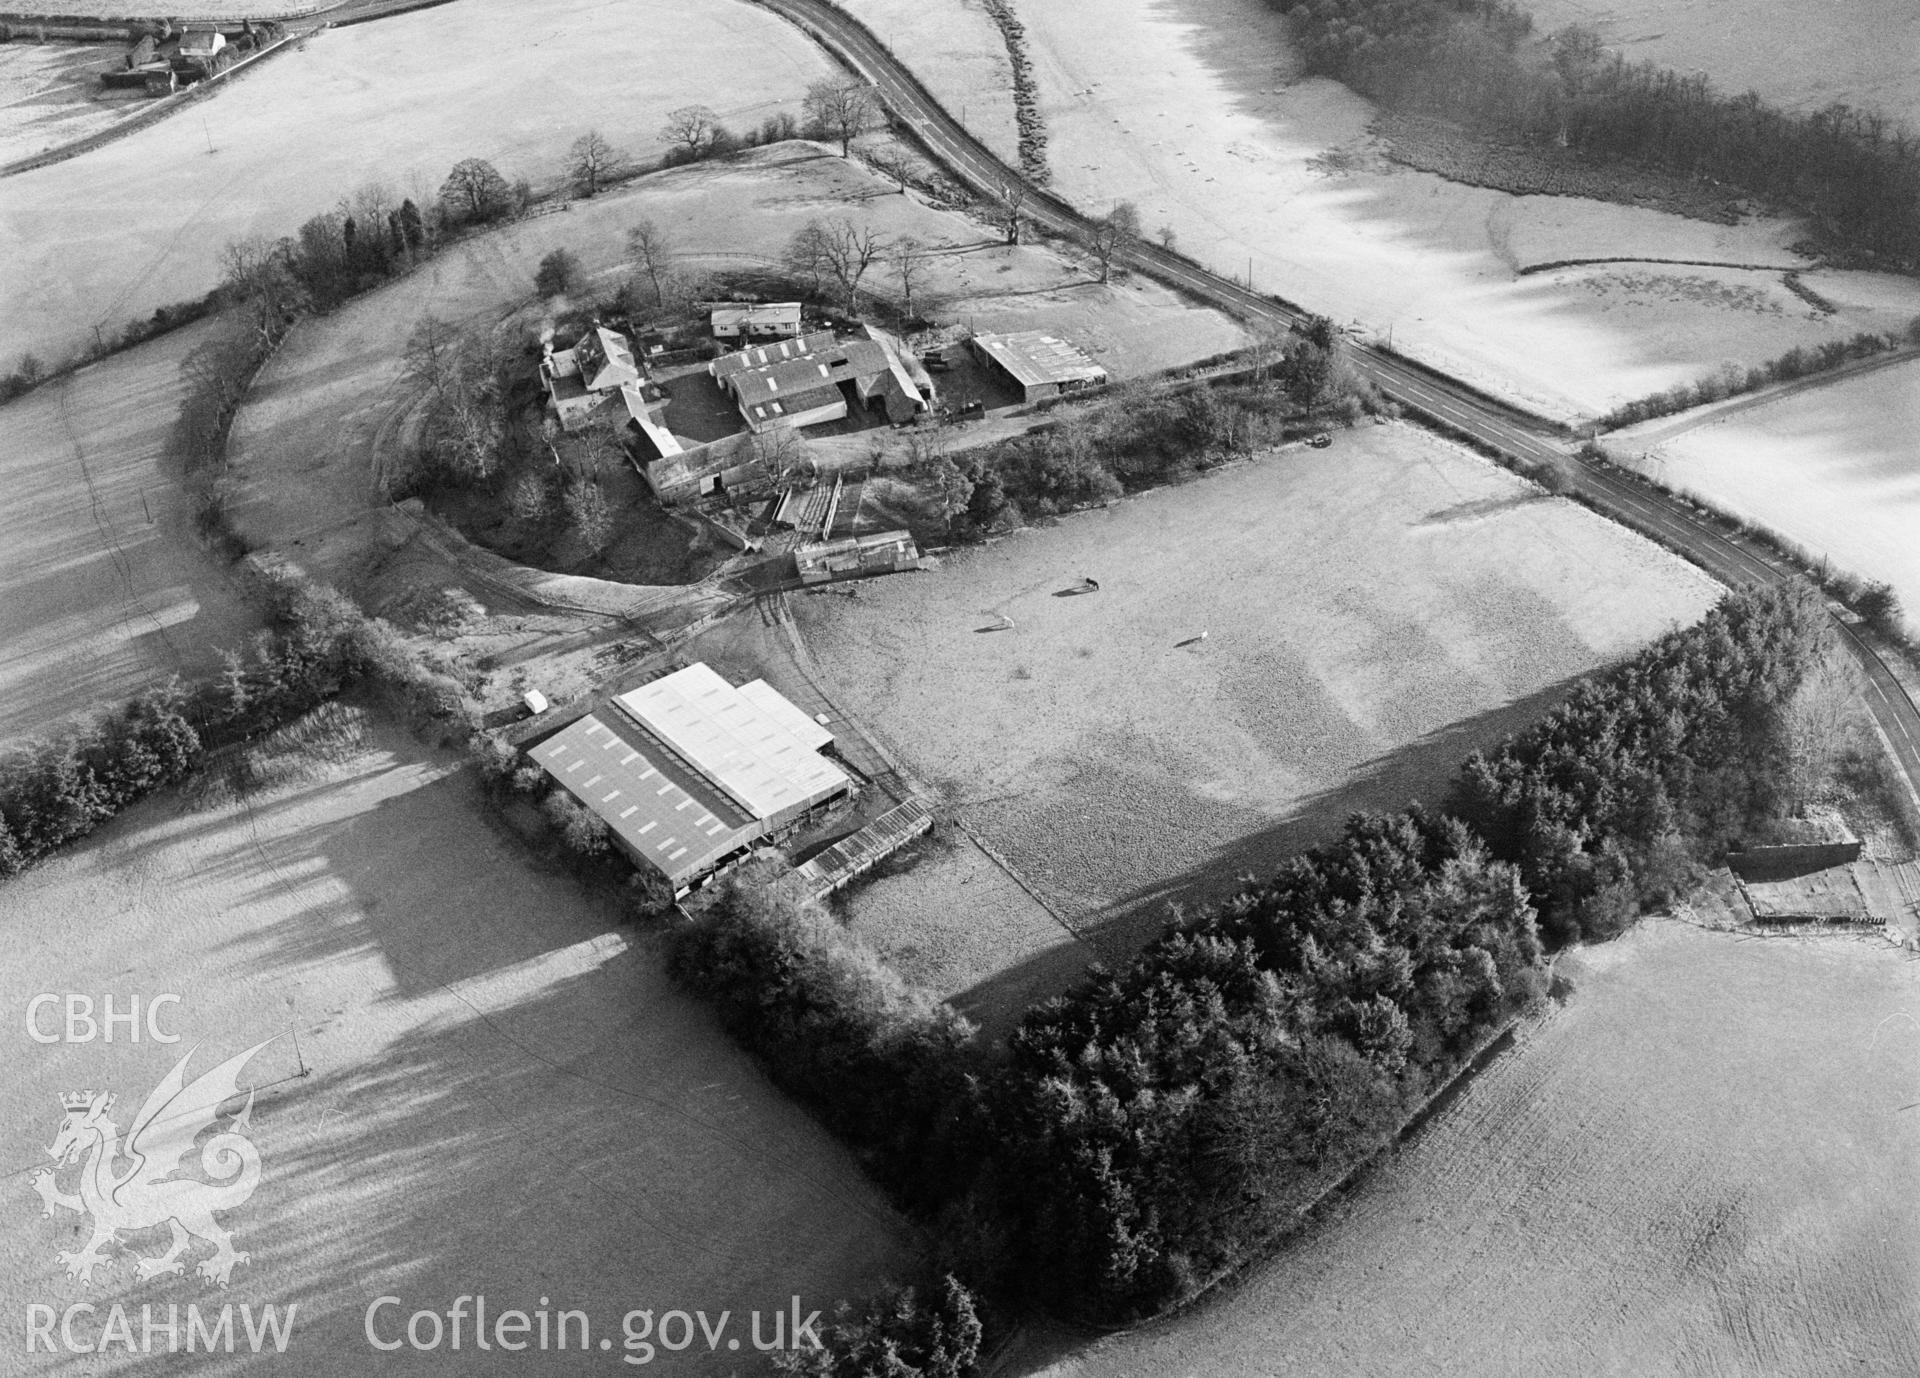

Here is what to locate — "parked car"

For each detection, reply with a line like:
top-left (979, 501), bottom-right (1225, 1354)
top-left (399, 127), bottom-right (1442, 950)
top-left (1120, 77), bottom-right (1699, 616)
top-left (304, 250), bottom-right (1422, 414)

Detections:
top-left (1308, 432), bottom-right (1333, 449)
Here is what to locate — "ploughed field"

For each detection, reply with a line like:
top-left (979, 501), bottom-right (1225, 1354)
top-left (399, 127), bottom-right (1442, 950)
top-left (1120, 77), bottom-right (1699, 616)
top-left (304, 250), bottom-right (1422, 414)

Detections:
top-left (0, 320), bottom-right (260, 746)
top-left (1026, 919), bottom-right (1920, 1377)
top-left (802, 423), bottom-right (1720, 979)
top-left (0, 718), bottom-right (916, 1373)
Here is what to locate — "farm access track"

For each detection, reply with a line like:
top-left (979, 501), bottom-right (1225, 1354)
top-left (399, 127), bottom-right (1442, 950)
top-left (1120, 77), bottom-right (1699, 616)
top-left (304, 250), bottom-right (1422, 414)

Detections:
top-left (746, 0), bottom-right (1920, 809)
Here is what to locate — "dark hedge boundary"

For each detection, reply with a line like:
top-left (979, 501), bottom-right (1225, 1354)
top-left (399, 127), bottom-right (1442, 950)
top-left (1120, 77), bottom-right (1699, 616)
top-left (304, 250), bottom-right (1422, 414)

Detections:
top-left (0, 567), bottom-right (470, 878)
top-left (671, 583), bottom-right (1827, 1338)
top-left (1598, 322), bottom-right (1920, 429)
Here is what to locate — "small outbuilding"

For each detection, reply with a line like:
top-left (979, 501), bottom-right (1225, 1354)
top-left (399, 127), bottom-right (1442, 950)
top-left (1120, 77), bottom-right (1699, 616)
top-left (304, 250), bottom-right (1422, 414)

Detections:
top-left (969, 330), bottom-right (1107, 403)
top-left (710, 302), bottom-right (804, 341)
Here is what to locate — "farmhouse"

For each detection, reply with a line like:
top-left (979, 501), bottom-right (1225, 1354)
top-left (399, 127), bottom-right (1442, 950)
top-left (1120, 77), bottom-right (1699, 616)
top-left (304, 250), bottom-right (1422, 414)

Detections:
top-left (970, 330), bottom-right (1107, 402)
top-left (711, 327), bottom-right (929, 433)
top-left (528, 663), bottom-right (852, 894)
top-left (540, 325), bottom-right (667, 432)
top-left (710, 302), bottom-right (805, 340)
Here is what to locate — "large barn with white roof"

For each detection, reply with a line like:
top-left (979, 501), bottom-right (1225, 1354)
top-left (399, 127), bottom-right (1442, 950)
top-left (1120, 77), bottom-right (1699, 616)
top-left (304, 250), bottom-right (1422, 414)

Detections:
top-left (528, 664), bottom-right (852, 894)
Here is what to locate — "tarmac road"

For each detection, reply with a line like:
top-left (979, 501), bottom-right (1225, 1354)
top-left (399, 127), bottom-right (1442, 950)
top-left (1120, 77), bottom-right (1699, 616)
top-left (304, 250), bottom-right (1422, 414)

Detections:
top-left (749, 0), bottom-right (1920, 803)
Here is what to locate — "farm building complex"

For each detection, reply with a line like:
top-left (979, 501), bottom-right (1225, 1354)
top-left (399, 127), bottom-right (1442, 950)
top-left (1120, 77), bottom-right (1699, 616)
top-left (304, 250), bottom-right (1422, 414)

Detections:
top-left (970, 330), bottom-right (1107, 402)
top-left (710, 327), bottom-right (930, 433)
top-left (529, 663), bottom-right (852, 893)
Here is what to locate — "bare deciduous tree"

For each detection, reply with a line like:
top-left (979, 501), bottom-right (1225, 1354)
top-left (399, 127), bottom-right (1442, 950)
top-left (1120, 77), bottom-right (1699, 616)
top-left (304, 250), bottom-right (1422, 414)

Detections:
top-left (1784, 652), bottom-right (1859, 811)
top-left (819, 219), bottom-right (885, 315)
top-left (803, 78), bottom-right (879, 157)
top-left (627, 219), bottom-right (672, 308)
top-left (576, 420), bottom-right (626, 478)
top-left (786, 220), bottom-right (836, 298)
top-left (890, 235), bottom-right (929, 319)
top-left (866, 146), bottom-right (914, 193)
top-left (402, 315), bottom-right (465, 395)
top-left (179, 316), bottom-right (260, 413)
top-left (1085, 201), bottom-right (1140, 283)
top-left (916, 445), bottom-right (972, 535)
top-left (660, 105), bottom-right (721, 161)
top-left (508, 472), bottom-right (552, 521)
top-left (564, 478), bottom-right (614, 555)
top-left (991, 182), bottom-right (1027, 246)
top-left (438, 157), bottom-right (512, 224)
top-left (220, 235), bottom-right (299, 343)
top-left (434, 396), bottom-right (502, 481)
top-left (752, 426), bottom-right (809, 485)
top-left (568, 129), bottom-right (629, 197)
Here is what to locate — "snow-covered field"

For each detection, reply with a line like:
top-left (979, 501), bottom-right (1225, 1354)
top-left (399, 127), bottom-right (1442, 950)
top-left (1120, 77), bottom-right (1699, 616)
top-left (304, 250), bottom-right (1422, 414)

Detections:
top-left (1524, 0), bottom-right (1920, 127)
top-left (2, 0), bottom-right (330, 15)
top-left (801, 423), bottom-right (1719, 957)
top-left (0, 39), bottom-right (144, 165)
top-left (835, 0), bottom-right (1019, 166)
top-left (0, 723), bottom-right (918, 1374)
top-left (0, 0), bottom-right (836, 370)
top-left (1012, 0), bottom-right (1920, 421)
top-left (0, 320), bottom-right (261, 746)
top-left (1619, 360), bottom-right (1920, 617)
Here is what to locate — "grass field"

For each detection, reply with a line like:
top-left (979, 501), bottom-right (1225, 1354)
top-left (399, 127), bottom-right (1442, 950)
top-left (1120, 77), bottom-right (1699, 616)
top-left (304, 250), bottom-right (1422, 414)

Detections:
top-left (799, 423), bottom-right (1719, 991)
top-left (1523, 0), bottom-right (1920, 128)
top-left (1621, 359), bottom-right (1920, 617)
top-left (0, 720), bottom-right (918, 1372)
top-left (0, 0), bottom-right (838, 371)
top-left (1018, 919), bottom-right (1920, 1376)
top-left (0, 320), bottom-right (260, 747)
top-left (1011, 0), bottom-right (1920, 421)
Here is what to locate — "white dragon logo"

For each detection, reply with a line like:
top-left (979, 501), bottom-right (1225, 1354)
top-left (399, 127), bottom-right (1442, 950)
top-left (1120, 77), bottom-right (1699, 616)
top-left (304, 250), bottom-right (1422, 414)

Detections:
top-left (32, 1041), bottom-right (271, 1287)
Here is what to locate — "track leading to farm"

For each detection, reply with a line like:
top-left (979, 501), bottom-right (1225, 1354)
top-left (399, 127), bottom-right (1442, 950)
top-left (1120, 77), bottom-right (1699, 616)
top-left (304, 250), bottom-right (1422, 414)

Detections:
top-left (749, 0), bottom-right (1920, 803)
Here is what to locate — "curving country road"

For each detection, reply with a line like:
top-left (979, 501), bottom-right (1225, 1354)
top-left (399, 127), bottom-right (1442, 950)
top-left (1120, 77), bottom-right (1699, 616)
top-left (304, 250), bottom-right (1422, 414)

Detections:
top-left (751, 0), bottom-right (1920, 802)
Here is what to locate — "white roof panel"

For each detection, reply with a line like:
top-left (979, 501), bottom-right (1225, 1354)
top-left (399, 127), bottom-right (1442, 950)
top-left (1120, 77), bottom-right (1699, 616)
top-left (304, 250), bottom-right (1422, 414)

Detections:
top-left (617, 664), bottom-right (849, 820)
top-left (531, 714), bottom-right (754, 886)
top-left (738, 679), bottom-right (834, 751)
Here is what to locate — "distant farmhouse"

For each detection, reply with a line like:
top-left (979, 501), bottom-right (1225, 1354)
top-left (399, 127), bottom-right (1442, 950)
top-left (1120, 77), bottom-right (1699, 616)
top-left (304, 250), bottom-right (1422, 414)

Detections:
top-left (529, 663), bottom-right (851, 895)
top-left (539, 325), bottom-right (668, 433)
top-left (970, 330), bottom-right (1107, 403)
top-left (709, 301), bottom-right (804, 341)
top-left (710, 327), bottom-right (930, 433)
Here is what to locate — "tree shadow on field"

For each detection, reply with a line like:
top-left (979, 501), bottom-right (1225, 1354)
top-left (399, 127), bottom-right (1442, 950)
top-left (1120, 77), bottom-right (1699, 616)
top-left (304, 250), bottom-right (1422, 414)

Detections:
top-left (28, 946), bottom-right (917, 1377)
top-left (956, 674), bottom-right (1590, 1022)
top-left (1132, 0), bottom-right (1751, 378)
top-left (205, 764), bottom-right (624, 1000)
